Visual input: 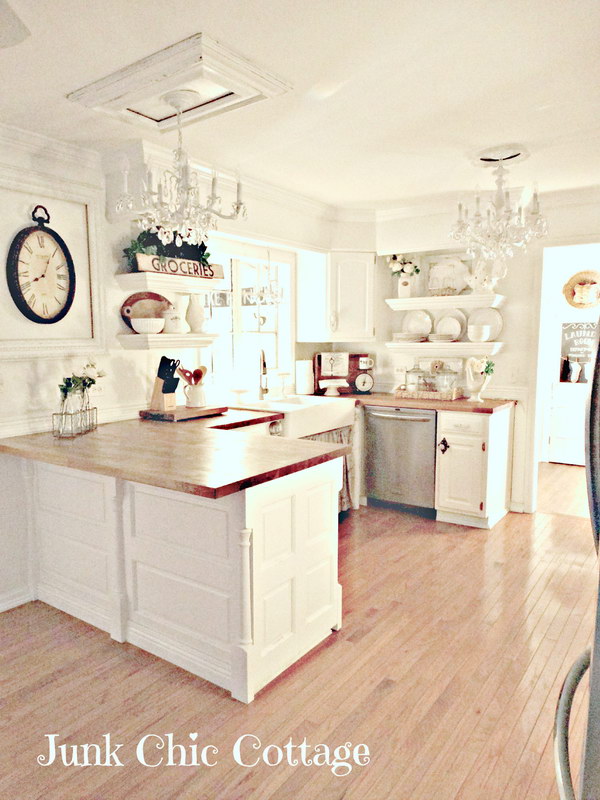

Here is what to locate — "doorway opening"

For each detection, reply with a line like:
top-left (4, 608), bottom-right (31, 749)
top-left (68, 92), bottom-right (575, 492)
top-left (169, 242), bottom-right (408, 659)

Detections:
top-left (535, 242), bottom-right (600, 513)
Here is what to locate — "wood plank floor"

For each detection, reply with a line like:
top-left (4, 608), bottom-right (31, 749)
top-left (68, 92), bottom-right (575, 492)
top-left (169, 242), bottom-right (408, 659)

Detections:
top-left (0, 464), bottom-right (596, 799)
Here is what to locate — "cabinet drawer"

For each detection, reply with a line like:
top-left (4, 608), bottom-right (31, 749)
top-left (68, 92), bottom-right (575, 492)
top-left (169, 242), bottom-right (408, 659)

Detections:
top-left (437, 411), bottom-right (487, 436)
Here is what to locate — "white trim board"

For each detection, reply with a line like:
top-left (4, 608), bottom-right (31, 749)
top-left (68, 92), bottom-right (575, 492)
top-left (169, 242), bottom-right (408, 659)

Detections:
top-left (0, 402), bottom-right (141, 439)
top-left (0, 588), bottom-right (35, 613)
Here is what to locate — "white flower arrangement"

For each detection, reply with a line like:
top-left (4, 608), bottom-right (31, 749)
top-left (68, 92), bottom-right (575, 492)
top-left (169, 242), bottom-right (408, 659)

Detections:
top-left (59, 360), bottom-right (106, 398)
top-left (386, 254), bottom-right (420, 277)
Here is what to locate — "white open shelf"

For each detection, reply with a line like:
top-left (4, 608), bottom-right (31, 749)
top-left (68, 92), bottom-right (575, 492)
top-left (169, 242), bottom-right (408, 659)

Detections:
top-left (385, 293), bottom-right (504, 311)
top-left (116, 272), bottom-right (227, 295)
top-left (385, 341), bottom-right (503, 357)
top-left (117, 332), bottom-right (218, 350)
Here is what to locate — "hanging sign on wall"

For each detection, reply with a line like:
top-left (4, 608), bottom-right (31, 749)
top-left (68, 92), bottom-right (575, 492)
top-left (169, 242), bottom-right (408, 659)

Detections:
top-left (559, 321), bottom-right (598, 382)
top-left (135, 254), bottom-right (224, 280)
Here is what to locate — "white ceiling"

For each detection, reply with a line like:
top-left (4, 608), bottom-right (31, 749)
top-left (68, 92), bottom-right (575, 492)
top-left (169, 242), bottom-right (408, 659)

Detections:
top-left (2, 0), bottom-right (599, 207)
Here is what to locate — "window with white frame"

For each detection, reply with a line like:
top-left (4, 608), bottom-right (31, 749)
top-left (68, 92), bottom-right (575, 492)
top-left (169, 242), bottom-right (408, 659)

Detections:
top-left (203, 244), bottom-right (294, 393)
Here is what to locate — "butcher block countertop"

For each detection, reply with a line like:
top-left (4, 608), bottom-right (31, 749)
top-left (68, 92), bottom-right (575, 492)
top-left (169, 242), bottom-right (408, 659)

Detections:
top-left (0, 410), bottom-right (349, 499)
top-left (347, 392), bottom-right (515, 414)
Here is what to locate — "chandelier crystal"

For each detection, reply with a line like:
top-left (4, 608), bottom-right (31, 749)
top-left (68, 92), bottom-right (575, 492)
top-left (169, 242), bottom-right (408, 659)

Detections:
top-left (116, 90), bottom-right (247, 247)
top-left (450, 155), bottom-right (547, 261)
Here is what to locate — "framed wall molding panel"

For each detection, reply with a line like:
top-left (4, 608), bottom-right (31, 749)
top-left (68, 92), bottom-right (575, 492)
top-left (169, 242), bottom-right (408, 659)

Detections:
top-left (0, 166), bottom-right (105, 360)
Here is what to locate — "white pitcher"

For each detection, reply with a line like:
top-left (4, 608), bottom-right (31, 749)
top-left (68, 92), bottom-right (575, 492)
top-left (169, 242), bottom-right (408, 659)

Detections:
top-left (184, 384), bottom-right (206, 408)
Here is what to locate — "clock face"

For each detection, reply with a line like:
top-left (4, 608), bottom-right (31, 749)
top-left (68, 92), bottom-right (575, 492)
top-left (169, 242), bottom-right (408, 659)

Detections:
top-left (7, 224), bottom-right (76, 324)
top-left (355, 372), bottom-right (374, 393)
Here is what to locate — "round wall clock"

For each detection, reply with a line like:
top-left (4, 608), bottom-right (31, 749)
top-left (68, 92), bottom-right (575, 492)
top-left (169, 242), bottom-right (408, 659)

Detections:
top-left (6, 205), bottom-right (76, 324)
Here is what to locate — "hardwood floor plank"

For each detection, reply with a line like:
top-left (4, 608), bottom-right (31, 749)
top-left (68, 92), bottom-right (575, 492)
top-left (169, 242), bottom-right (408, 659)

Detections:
top-left (0, 463), bottom-right (595, 800)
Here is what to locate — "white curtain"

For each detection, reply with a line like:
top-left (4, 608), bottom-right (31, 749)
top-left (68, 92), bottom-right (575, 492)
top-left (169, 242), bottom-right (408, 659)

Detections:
top-left (302, 425), bottom-right (354, 512)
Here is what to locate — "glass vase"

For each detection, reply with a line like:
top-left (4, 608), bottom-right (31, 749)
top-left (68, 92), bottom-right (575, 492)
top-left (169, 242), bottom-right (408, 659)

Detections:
top-left (80, 388), bottom-right (98, 434)
top-left (53, 394), bottom-right (82, 438)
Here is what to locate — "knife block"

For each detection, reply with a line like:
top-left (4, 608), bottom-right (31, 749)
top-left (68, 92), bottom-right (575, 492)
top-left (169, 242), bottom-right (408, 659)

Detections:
top-left (149, 377), bottom-right (177, 412)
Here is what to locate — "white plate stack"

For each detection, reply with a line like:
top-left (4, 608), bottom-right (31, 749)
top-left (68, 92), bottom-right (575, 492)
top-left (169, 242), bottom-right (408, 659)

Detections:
top-left (393, 332), bottom-right (428, 342)
top-left (428, 333), bottom-right (455, 342)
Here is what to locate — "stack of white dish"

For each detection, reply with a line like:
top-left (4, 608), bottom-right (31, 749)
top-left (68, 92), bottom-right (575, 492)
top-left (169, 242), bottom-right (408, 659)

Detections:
top-left (433, 310), bottom-right (466, 341)
top-left (466, 324), bottom-right (492, 342)
top-left (393, 332), bottom-right (428, 342)
top-left (428, 333), bottom-right (455, 342)
top-left (466, 308), bottom-right (503, 342)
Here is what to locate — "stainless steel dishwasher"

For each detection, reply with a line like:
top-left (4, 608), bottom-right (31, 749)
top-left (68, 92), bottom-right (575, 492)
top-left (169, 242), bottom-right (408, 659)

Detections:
top-left (365, 405), bottom-right (437, 510)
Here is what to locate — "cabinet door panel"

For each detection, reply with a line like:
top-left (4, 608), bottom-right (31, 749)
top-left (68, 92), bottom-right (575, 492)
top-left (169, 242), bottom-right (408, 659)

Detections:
top-left (329, 253), bottom-right (375, 341)
top-left (436, 433), bottom-right (486, 515)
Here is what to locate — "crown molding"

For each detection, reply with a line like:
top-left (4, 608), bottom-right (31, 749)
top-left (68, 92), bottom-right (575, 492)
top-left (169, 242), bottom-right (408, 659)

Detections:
top-left (103, 138), bottom-right (335, 222)
top-left (0, 122), bottom-right (102, 173)
top-left (376, 184), bottom-right (600, 222)
top-left (333, 207), bottom-right (376, 223)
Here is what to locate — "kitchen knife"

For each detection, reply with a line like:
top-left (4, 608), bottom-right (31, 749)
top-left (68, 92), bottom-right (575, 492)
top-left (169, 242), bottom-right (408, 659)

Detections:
top-left (161, 377), bottom-right (180, 394)
top-left (166, 359), bottom-right (180, 378)
top-left (157, 356), bottom-right (171, 379)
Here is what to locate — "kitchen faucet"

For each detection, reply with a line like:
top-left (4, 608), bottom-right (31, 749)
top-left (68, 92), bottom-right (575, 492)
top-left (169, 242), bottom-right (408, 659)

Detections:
top-left (258, 349), bottom-right (268, 400)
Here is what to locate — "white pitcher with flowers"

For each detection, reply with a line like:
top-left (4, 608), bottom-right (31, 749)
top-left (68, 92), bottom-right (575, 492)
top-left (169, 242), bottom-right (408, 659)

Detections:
top-left (387, 255), bottom-right (420, 298)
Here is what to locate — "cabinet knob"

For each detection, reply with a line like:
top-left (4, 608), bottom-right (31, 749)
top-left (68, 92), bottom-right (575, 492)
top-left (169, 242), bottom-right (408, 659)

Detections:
top-left (438, 437), bottom-right (450, 454)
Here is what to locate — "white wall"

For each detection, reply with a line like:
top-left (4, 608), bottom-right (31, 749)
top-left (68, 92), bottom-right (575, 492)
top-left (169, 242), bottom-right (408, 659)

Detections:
top-left (0, 127), bottom-right (340, 437)
top-left (346, 186), bottom-right (600, 511)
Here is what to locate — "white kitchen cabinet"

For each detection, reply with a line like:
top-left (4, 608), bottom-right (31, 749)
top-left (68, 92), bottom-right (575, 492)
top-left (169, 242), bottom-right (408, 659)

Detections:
top-left (435, 407), bottom-right (513, 529)
top-left (4, 455), bottom-right (343, 703)
top-left (296, 250), bottom-right (375, 342)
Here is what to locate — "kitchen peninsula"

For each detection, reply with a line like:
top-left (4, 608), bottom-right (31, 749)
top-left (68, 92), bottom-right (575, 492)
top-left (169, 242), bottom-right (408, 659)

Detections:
top-left (0, 411), bottom-right (349, 703)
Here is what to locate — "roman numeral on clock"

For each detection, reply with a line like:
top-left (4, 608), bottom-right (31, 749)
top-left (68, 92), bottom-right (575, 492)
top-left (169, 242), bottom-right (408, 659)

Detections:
top-left (37, 234), bottom-right (45, 248)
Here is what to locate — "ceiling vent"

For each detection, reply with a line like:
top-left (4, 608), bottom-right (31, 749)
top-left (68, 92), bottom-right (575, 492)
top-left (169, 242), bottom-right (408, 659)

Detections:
top-left (67, 33), bottom-right (291, 130)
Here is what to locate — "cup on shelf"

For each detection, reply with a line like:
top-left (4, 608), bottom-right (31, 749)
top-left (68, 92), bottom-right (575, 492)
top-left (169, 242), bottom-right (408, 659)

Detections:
top-left (467, 324), bottom-right (492, 342)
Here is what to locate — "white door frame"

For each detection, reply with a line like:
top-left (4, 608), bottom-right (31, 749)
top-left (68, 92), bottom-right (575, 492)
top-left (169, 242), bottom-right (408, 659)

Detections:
top-left (529, 234), bottom-right (600, 510)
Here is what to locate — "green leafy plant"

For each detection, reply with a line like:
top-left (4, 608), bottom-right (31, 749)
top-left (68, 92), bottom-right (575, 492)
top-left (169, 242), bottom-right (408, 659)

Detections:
top-left (123, 231), bottom-right (211, 270)
top-left (484, 359), bottom-right (495, 376)
top-left (59, 360), bottom-right (106, 398)
top-left (123, 231), bottom-right (158, 269)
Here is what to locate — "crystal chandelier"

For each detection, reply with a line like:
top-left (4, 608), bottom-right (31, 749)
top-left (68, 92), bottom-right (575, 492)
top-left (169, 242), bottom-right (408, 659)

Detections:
top-left (450, 151), bottom-right (547, 261)
top-left (116, 89), bottom-right (247, 247)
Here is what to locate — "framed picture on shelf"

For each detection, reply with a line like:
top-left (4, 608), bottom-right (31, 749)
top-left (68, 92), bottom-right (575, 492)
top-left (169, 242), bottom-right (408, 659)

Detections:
top-left (424, 255), bottom-right (471, 296)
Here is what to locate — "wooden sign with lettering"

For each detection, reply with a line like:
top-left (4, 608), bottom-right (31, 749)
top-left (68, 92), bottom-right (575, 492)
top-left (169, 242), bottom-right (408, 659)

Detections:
top-left (135, 254), bottom-right (224, 280)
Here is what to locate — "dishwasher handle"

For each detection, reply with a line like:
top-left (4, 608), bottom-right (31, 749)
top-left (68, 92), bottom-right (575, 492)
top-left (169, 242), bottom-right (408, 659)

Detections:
top-left (367, 411), bottom-right (433, 423)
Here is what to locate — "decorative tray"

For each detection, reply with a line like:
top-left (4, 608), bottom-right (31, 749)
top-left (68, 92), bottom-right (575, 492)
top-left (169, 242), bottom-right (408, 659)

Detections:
top-left (394, 388), bottom-right (465, 401)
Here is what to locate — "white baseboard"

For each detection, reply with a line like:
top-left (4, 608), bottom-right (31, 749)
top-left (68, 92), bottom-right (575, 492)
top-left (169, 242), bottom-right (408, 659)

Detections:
top-left (37, 583), bottom-right (111, 634)
top-left (126, 623), bottom-right (232, 693)
top-left (436, 508), bottom-right (508, 530)
top-left (0, 587), bottom-right (35, 612)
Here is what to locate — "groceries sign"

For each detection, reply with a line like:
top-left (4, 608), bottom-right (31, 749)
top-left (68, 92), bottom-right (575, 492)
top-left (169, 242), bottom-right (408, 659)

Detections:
top-left (136, 254), bottom-right (224, 280)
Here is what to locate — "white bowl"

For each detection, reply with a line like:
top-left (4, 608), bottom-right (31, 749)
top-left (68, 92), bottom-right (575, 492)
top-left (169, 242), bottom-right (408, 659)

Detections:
top-left (467, 324), bottom-right (492, 343)
top-left (130, 317), bottom-right (165, 334)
